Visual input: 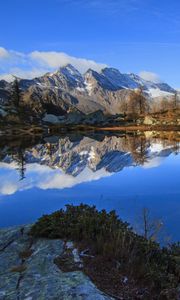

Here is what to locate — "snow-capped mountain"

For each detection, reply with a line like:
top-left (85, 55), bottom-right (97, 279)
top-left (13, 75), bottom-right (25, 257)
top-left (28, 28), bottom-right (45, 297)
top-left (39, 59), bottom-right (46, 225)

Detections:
top-left (0, 64), bottom-right (176, 118)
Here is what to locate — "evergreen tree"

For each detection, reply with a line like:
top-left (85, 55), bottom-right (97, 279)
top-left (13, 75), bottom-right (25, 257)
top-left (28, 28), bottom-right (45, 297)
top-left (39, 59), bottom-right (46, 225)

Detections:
top-left (11, 77), bottom-right (21, 107)
top-left (15, 148), bottom-right (26, 181)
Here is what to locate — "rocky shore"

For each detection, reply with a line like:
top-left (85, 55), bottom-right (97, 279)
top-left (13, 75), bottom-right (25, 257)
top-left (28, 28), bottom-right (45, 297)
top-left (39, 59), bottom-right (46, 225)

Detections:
top-left (0, 225), bottom-right (113, 300)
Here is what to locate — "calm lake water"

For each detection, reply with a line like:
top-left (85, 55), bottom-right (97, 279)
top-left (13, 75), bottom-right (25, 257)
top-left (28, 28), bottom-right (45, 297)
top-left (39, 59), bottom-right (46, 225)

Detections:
top-left (0, 132), bottom-right (179, 243)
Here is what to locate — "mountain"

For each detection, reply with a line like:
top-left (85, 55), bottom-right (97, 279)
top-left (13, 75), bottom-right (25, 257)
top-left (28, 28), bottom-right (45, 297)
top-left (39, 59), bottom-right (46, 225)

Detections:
top-left (0, 64), bottom-right (177, 123)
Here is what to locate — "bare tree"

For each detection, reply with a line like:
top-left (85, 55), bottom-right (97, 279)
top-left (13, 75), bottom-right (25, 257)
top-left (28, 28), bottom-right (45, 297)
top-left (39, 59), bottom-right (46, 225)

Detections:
top-left (127, 88), bottom-right (148, 117)
top-left (141, 207), bottom-right (163, 241)
top-left (119, 98), bottom-right (128, 116)
top-left (172, 91), bottom-right (179, 110)
top-left (130, 136), bottom-right (149, 166)
top-left (137, 87), bottom-right (148, 115)
top-left (160, 98), bottom-right (169, 112)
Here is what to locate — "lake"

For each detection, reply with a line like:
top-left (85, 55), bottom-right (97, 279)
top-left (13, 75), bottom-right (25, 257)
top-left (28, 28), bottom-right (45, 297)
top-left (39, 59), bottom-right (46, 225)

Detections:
top-left (0, 131), bottom-right (179, 244)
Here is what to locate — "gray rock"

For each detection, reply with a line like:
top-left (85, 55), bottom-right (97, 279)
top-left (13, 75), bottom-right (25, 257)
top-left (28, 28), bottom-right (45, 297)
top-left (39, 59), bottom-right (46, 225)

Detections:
top-left (0, 226), bottom-right (113, 300)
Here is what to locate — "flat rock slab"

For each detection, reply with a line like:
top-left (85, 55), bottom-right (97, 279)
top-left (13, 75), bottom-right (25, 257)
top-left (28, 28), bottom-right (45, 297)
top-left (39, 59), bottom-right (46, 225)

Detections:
top-left (0, 226), bottom-right (113, 300)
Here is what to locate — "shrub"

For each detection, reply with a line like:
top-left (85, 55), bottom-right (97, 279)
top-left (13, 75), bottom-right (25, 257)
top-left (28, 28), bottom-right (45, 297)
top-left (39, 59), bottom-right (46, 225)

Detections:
top-left (30, 204), bottom-right (180, 295)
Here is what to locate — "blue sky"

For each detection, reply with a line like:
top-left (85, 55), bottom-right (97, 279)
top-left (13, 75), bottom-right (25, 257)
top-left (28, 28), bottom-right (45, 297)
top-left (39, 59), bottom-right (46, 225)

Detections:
top-left (0, 0), bottom-right (180, 87)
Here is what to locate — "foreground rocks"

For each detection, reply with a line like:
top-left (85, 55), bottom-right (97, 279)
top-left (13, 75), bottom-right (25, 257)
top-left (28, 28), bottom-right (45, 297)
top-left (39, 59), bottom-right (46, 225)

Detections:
top-left (0, 225), bottom-right (113, 300)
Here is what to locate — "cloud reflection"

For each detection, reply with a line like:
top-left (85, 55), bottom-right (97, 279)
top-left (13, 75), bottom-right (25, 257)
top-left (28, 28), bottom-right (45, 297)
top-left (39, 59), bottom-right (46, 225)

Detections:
top-left (0, 162), bottom-right (111, 196)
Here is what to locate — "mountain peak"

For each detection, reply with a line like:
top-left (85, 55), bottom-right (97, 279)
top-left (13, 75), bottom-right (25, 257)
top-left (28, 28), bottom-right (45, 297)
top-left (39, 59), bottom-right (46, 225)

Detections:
top-left (58, 64), bottom-right (82, 77)
top-left (101, 67), bottom-right (122, 75)
top-left (85, 68), bottom-right (98, 75)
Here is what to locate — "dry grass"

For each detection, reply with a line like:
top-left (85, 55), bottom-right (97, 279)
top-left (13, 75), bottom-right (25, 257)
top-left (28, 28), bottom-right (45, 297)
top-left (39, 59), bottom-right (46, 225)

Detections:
top-left (19, 249), bottom-right (33, 259)
top-left (10, 265), bottom-right (27, 273)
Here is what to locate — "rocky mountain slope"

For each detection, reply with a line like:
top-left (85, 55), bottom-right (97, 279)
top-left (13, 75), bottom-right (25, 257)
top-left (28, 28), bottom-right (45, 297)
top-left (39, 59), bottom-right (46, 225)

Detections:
top-left (0, 64), bottom-right (177, 123)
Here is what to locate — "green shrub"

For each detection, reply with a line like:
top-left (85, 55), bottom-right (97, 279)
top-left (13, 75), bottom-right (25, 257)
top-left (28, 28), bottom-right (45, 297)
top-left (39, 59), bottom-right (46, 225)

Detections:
top-left (30, 204), bottom-right (180, 294)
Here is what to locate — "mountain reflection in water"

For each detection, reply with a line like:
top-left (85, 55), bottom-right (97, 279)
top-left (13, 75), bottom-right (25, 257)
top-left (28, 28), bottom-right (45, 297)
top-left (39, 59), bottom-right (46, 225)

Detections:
top-left (0, 131), bottom-right (179, 243)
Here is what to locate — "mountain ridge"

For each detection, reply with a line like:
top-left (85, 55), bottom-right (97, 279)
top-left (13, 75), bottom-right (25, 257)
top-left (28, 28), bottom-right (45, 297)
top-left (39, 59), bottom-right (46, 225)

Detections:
top-left (0, 63), bottom-right (176, 96)
top-left (0, 64), bottom-right (178, 123)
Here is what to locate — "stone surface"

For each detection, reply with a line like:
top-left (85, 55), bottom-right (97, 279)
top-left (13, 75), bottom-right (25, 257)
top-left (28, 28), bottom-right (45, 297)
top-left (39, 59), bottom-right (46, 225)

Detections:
top-left (0, 226), bottom-right (113, 300)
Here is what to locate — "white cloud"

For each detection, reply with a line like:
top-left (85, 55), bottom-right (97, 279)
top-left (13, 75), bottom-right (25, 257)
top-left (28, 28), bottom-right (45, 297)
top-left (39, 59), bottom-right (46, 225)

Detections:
top-left (0, 47), bottom-right (9, 59)
top-left (0, 73), bottom-right (14, 82)
top-left (0, 47), bottom-right (107, 81)
top-left (59, 0), bottom-right (140, 14)
top-left (7, 67), bottom-right (50, 80)
top-left (143, 157), bottom-right (164, 169)
top-left (38, 166), bottom-right (111, 190)
top-left (0, 183), bottom-right (18, 195)
top-left (30, 51), bottom-right (106, 73)
top-left (0, 68), bottom-right (50, 82)
top-left (139, 71), bottom-right (161, 83)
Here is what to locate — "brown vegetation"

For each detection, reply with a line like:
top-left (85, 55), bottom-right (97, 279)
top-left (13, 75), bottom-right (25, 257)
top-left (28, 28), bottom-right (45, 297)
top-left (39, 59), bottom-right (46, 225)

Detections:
top-left (19, 249), bottom-right (33, 260)
top-left (10, 265), bottom-right (27, 273)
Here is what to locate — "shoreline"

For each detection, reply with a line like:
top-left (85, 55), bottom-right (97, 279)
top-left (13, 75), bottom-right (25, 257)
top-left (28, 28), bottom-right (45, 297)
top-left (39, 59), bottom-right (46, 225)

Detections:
top-left (0, 123), bottom-right (180, 136)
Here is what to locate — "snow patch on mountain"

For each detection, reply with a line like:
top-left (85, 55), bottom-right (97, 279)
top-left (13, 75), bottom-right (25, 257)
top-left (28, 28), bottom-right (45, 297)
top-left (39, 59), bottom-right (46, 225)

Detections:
top-left (84, 79), bottom-right (93, 95)
top-left (149, 142), bottom-right (166, 153)
top-left (147, 88), bottom-right (173, 98)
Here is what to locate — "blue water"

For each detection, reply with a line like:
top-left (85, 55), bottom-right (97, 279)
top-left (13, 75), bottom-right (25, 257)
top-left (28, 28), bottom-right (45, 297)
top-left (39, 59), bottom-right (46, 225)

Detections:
top-left (0, 134), bottom-right (179, 243)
